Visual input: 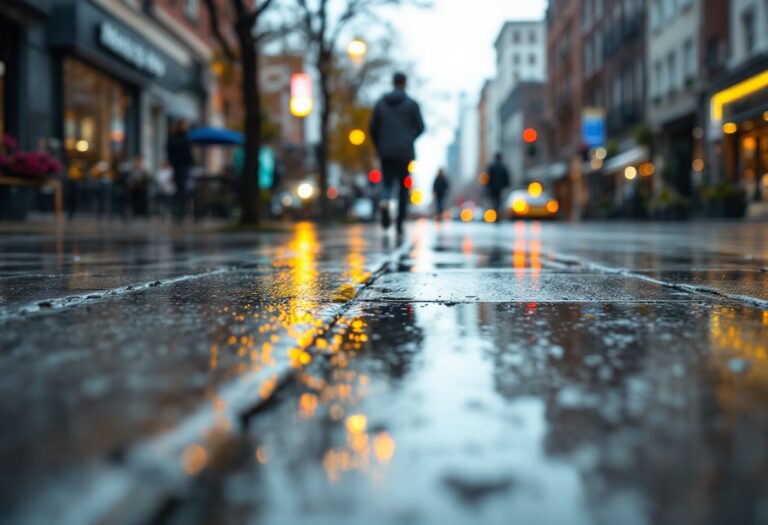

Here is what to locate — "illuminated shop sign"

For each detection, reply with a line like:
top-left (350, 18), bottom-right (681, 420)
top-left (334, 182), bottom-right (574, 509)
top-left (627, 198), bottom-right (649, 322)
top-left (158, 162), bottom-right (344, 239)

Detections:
top-left (99, 23), bottom-right (167, 78)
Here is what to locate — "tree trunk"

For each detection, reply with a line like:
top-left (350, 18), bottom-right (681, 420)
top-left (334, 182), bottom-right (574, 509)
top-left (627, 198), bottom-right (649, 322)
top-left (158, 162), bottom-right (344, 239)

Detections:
top-left (317, 51), bottom-right (333, 219)
top-left (237, 21), bottom-right (262, 225)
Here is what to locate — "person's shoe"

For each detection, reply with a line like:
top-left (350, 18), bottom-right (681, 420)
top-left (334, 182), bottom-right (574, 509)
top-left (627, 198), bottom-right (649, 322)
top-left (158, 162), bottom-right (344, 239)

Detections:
top-left (380, 201), bottom-right (391, 229)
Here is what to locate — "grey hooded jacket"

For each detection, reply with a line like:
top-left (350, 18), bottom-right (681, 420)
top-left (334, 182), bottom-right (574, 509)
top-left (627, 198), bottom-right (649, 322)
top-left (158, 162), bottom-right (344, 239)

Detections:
top-left (369, 89), bottom-right (425, 162)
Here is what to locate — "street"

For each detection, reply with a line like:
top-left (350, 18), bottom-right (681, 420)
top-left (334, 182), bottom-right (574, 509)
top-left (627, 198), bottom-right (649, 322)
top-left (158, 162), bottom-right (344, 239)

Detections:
top-left (1, 220), bottom-right (767, 525)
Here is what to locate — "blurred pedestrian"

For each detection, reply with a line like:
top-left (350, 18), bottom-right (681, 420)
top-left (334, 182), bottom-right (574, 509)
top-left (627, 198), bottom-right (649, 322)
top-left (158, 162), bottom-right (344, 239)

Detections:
top-left (369, 72), bottom-right (425, 235)
top-left (153, 162), bottom-right (175, 218)
top-left (432, 168), bottom-right (450, 220)
top-left (487, 152), bottom-right (511, 221)
top-left (128, 156), bottom-right (149, 217)
top-left (166, 120), bottom-right (195, 223)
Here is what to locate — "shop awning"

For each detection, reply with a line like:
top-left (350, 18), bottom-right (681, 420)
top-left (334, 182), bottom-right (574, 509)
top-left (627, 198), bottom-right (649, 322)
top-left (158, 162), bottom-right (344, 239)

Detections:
top-left (528, 162), bottom-right (568, 182)
top-left (189, 127), bottom-right (244, 146)
top-left (603, 146), bottom-right (648, 173)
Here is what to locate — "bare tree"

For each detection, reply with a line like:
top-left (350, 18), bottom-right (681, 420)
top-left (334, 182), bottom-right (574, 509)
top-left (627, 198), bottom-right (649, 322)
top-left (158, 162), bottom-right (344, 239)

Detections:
top-left (294, 0), bottom-right (423, 217)
top-left (203, 0), bottom-right (277, 225)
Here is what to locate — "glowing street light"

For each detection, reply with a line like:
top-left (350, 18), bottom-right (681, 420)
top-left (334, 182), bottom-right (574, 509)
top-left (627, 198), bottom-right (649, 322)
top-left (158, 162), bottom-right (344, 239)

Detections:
top-left (349, 129), bottom-right (366, 146)
top-left (347, 39), bottom-right (368, 64)
top-left (290, 73), bottom-right (313, 118)
top-left (297, 182), bottom-right (314, 200)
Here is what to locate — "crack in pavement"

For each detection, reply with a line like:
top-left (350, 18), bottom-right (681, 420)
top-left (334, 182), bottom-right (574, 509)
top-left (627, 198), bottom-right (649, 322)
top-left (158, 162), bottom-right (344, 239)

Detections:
top-left (12, 239), bottom-right (413, 525)
top-left (550, 254), bottom-right (768, 310)
top-left (0, 268), bottom-right (233, 323)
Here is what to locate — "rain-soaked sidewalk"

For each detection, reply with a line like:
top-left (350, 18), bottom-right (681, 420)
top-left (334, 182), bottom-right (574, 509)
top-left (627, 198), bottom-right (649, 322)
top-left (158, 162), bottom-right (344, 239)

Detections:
top-left (2, 220), bottom-right (768, 525)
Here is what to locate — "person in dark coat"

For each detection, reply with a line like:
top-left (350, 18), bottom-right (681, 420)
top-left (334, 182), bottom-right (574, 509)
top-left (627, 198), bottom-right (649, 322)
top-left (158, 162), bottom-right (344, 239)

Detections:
top-left (165, 119), bottom-right (195, 223)
top-left (369, 72), bottom-right (425, 234)
top-left (487, 153), bottom-right (511, 221)
top-left (432, 169), bottom-right (450, 220)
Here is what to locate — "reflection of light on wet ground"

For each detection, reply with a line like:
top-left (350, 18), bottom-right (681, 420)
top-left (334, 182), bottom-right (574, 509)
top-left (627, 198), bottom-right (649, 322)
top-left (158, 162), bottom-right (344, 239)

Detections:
top-left (710, 305), bottom-right (768, 411)
top-left (181, 222), bottom-right (380, 476)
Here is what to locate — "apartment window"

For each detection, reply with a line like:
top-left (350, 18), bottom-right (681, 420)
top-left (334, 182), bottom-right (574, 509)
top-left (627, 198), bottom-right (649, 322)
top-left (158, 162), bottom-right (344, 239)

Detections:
top-left (583, 0), bottom-right (593, 29)
top-left (665, 0), bottom-right (677, 20)
top-left (683, 39), bottom-right (695, 81)
top-left (529, 54), bottom-right (536, 65)
top-left (624, 0), bottom-right (633, 19)
top-left (743, 10), bottom-right (756, 53)
top-left (513, 54), bottom-right (520, 65)
top-left (595, 0), bottom-right (604, 17)
top-left (667, 51), bottom-right (677, 94)
top-left (184, 0), bottom-right (199, 19)
top-left (651, 0), bottom-right (662, 30)
top-left (654, 60), bottom-right (663, 98)
top-left (613, 77), bottom-right (622, 108)
top-left (595, 30), bottom-right (604, 69)
top-left (513, 30), bottom-right (521, 44)
top-left (529, 30), bottom-right (537, 43)
top-left (584, 40), bottom-right (593, 75)
top-left (635, 61), bottom-right (644, 101)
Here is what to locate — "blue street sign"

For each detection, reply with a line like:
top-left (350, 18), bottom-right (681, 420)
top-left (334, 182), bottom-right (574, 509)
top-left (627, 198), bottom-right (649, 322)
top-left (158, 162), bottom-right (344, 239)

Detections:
top-left (582, 108), bottom-right (606, 148)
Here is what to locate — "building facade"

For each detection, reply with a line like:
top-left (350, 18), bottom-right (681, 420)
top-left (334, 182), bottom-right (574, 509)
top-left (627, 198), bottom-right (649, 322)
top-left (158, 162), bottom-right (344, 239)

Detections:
top-left (545, 0), bottom-right (584, 219)
top-left (646, 0), bottom-right (702, 198)
top-left (706, 0), bottom-right (768, 213)
top-left (499, 82), bottom-right (547, 188)
top-left (491, 20), bottom-right (546, 176)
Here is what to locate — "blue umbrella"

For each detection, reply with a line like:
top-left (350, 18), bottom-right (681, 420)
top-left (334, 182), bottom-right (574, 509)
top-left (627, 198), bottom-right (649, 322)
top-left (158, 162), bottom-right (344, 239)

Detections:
top-left (188, 127), bottom-right (244, 146)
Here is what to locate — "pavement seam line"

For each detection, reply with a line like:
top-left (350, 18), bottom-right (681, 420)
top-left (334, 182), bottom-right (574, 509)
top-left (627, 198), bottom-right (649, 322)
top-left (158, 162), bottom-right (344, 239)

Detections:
top-left (552, 254), bottom-right (768, 310)
top-left (0, 268), bottom-right (233, 322)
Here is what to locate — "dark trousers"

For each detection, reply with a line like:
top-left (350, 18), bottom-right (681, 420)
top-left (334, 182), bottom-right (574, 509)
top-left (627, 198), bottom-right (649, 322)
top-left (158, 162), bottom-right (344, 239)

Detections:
top-left (434, 194), bottom-right (446, 217)
top-left (380, 159), bottom-right (410, 226)
top-left (490, 191), bottom-right (503, 220)
top-left (173, 168), bottom-right (188, 221)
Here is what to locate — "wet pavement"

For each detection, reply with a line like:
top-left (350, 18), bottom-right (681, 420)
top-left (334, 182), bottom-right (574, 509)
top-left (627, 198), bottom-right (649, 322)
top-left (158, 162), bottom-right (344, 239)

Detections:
top-left (2, 220), bottom-right (768, 525)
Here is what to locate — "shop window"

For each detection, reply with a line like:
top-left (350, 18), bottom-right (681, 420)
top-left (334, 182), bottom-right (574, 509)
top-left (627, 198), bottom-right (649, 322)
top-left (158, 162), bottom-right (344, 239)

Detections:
top-left (185, 0), bottom-right (199, 20)
top-left (63, 57), bottom-right (131, 178)
top-left (667, 51), bottom-right (677, 95)
top-left (683, 39), bottom-right (695, 82)
top-left (742, 10), bottom-right (755, 54)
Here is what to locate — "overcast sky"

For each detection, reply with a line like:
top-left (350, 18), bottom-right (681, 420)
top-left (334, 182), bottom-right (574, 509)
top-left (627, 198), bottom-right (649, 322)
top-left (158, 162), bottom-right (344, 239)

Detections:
top-left (379, 0), bottom-right (548, 196)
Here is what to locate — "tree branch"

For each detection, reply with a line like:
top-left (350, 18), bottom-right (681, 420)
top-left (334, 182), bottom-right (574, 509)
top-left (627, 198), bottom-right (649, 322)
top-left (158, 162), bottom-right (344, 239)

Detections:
top-left (203, 0), bottom-right (236, 60)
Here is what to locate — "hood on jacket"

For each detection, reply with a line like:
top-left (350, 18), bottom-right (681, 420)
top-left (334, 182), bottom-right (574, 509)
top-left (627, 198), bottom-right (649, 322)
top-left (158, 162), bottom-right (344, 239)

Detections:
top-left (384, 89), bottom-right (407, 106)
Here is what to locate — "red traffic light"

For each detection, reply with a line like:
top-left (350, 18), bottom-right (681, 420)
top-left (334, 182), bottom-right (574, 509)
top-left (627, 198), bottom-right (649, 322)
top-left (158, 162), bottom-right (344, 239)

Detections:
top-left (523, 128), bottom-right (538, 144)
top-left (403, 176), bottom-right (413, 189)
top-left (368, 169), bottom-right (382, 184)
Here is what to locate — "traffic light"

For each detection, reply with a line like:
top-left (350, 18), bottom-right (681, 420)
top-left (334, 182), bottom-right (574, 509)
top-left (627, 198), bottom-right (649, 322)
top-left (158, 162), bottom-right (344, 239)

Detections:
top-left (368, 169), bottom-right (382, 184)
top-left (523, 128), bottom-right (538, 158)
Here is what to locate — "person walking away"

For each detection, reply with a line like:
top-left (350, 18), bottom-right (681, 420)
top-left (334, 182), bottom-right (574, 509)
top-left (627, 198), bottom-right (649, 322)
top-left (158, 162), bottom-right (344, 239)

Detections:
top-left (166, 120), bottom-right (195, 223)
top-left (432, 168), bottom-right (450, 220)
top-left (369, 72), bottom-right (425, 235)
top-left (154, 162), bottom-right (175, 218)
top-left (128, 156), bottom-right (149, 217)
top-left (487, 153), bottom-right (511, 221)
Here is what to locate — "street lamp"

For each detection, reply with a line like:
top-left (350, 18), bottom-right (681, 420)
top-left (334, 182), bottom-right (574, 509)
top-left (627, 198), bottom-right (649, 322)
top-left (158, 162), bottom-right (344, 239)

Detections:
top-left (297, 182), bottom-right (314, 200)
top-left (349, 129), bottom-right (366, 146)
top-left (347, 38), bottom-right (367, 64)
top-left (290, 73), bottom-right (313, 118)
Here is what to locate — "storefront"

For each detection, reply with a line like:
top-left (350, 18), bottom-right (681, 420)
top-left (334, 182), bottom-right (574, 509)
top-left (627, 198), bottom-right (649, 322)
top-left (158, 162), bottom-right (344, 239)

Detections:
top-left (0, 0), bottom-right (50, 149)
top-left (48, 0), bottom-right (206, 181)
top-left (708, 54), bottom-right (768, 212)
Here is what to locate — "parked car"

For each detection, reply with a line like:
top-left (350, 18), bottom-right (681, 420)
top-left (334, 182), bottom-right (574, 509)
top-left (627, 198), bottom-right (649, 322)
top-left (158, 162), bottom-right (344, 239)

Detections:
top-left (504, 189), bottom-right (560, 220)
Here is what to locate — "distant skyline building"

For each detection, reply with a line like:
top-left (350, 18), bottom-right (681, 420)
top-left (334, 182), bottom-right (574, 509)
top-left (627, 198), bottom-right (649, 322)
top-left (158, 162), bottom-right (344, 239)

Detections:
top-left (484, 20), bottom-right (547, 167)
